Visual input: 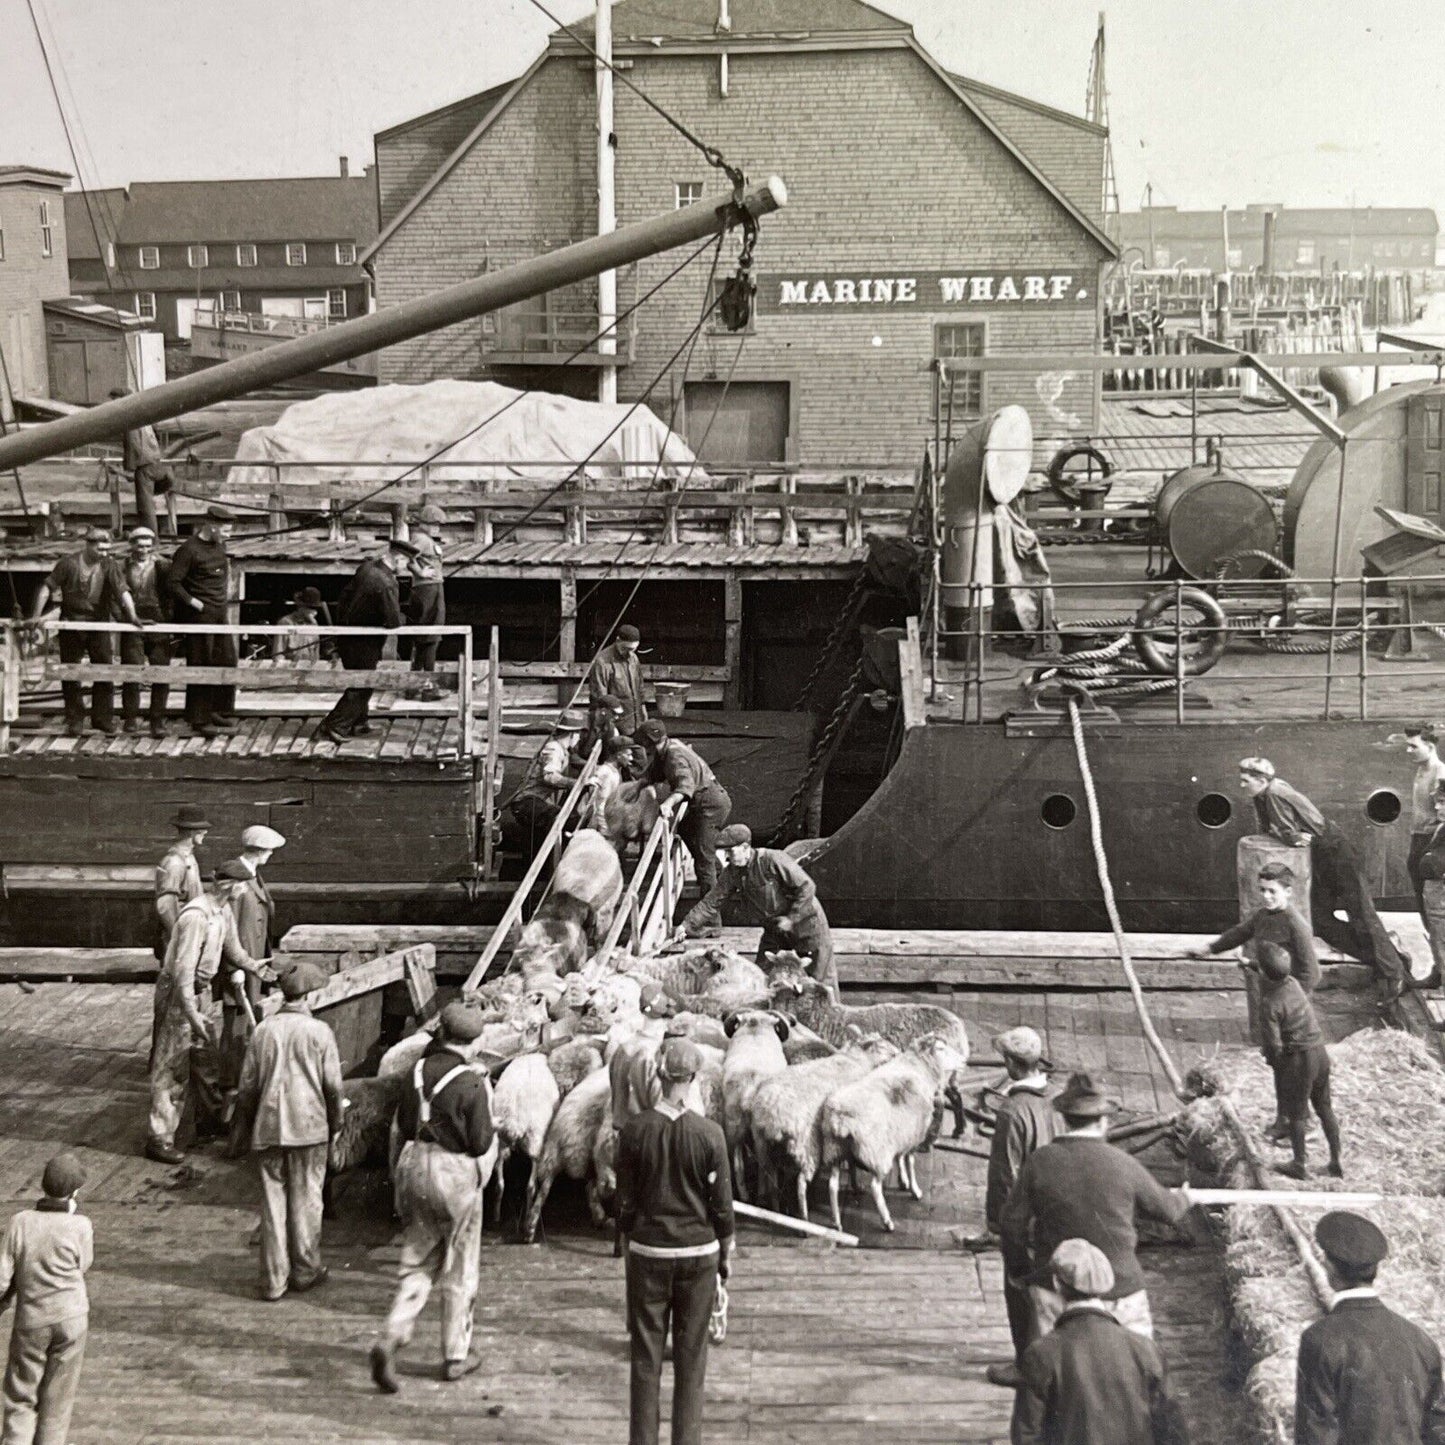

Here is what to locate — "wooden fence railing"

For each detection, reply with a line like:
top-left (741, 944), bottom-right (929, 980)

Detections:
top-left (594, 799), bottom-right (691, 970)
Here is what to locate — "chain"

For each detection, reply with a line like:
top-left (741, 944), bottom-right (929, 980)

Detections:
top-left (770, 656), bottom-right (866, 844)
top-left (793, 567), bottom-right (869, 711)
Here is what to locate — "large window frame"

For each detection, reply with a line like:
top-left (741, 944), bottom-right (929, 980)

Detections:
top-left (933, 322), bottom-right (987, 422)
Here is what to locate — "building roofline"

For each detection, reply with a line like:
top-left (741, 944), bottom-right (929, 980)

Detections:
top-left (0, 165), bottom-right (72, 189)
top-left (948, 71), bottom-right (1106, 137)
top-left (374, 84), bottom-right (514, 144)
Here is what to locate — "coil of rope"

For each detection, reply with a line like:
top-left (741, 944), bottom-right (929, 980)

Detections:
top-left (1213, 549), bottom-right (1370, 655)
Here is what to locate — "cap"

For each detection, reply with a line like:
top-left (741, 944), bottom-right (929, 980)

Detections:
top-left (206, 504), bottom-right (236, 522)
top-left (292, 586), bottom-right (322, 608)
top-left (596, 694), bottom-right (624, 710)
top-left (241, 825), bottom-right (287, 851)
top-left (41, 1151), bottom-right (87, 1200)
top-left (214, 859), bottom-right (253, 882)
top-left (198, 869), bottom-right (217, 885)
top-left (617, 624), bottom-right (641, 642)
top-left (383, 536), bottom-right (421, 558)
top-left (1050, 1238), bottom-right (1115, 1297)
top-left (279, 961), bottom-right (328, 1000)
top-left (657, 1037), bottom-right (703, 1081)
top-left (85, 526), bottom-right (112, 542)
top-left (556, 710), bottom-right (585, 733)
top-left (1256, 941), bottom-right (1292, 981)
top-left (635, 720), bottom-right (668, 747)
top-left (414, 503), bottom-right (447, 528)
top-left (440, 1002), bottom-right (487, 1043)
top-left (717, 824), bottom-right (752, 849)
top-left (1052, 1071), bottom-right (1118, 1119)
top-left (1239, 756), bottom-right (1276, 779)
top-left (171, 804), bottom-right (211, 831)
top-left (1315, 1211), bottom-right (1388, 1269)
top-left (639, 981), bottom-right (668, 1013)
top-left (129, 525), bottom-right (156, 543)
top-left (993, 1025), bottom-right (1044, 1067)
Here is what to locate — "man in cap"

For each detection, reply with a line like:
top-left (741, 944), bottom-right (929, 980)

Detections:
top-left (232, 962), bottom-right (343, 1302)
top-left (146, 862), bottom-right (272, 1166)
top-left (1295, 1211), bottom-right (1445, 1444)
top-left (637, 720), bottom-right (733, 910)
top-left (272, 587), bottom-right (331, 667)
top-left (500, 710), bottom-right (587, 864)
top-left (581, 692), bottom-right (628, 762)
top-left (616, 1036), bottom-right (734, 1445)
top-left (405, 506), bottom-right (446, 696)
top-left (169, 504), bottom-right (239, 737)
top-left (30, 526), bottom-right (132, 736)
top-left (1238, 757), bottom-right (1406, 1002)
top-left (0, 1153), bottom-right (93, 1445)
top-left (676, 823), bottom-right (838, 1000)
top-left (1011, 1238), bottom-right (1189, 1445)
top-left (371, 1002), bottom-right (497, 1393)
top-left (977, 1026), bottom-right (1060, 1387)
top-left (110, 385), bottom-right (177, 536)
top-left (1000, 1073), bottom-right (1195, 1342)
top-left (590, 623), bottom-right (648, 736)
top-left (114, 525), bottom-right (172, 736)
top-left (316, 537), bottom-right (413, 745)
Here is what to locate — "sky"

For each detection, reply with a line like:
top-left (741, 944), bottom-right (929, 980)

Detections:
top-left (3, 0), bottom-right (1444, 218)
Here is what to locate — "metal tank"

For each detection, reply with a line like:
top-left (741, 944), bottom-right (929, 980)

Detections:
top-left (1155, 459), bottom-right (1277, 578)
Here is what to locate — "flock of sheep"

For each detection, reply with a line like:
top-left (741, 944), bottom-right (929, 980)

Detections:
top-left (328, 828), bottom-right (974, 1239)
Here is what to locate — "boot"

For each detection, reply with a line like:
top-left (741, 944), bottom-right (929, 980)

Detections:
top-left (370, 1342), bottom-right (400, 1394)
top-left (442, 1353), bottom-right (483, 1383)
top-left (145, 1138), bottom-right (185, 1166)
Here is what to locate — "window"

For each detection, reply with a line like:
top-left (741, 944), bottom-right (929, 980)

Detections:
top-left (327, 287), bottom-right (347, 320)
top-left (222, 290), bottom-right (241, 312)
top-left (335, 241), bottom-right (356, 265)
top-left (934, 323), bottom-right (986, 419)
top-left (186, 244), bottom-right (209, 268)
top-left (285, 242), bottom-right (307, 266)
top-left (1296, 240), bottom-right (1316, 265)
top-left (675, 181), bottom-right (704, 209)
top-left (39, 201), bottom-right (53, 258)
top-left (236, 243), bottom-right (257, 267)
top-left (134, 292), bottom-right (157, 320)
top-left (138, 245), bottom-right (159, 269)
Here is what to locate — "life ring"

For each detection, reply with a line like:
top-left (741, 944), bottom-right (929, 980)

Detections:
top-left (1131, 586), bottom-right (1228, 676)
top-left (1046, 444), bottom-right (1113, 505)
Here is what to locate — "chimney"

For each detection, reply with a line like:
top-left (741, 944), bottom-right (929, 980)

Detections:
top-left (339, 156), bottom-right (349, 179)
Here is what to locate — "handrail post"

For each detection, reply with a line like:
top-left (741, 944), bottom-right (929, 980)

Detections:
top-left (1174, 580), bottom-right (1186, 725)
top-left (480, 626), bottom-right (502, 879)
top-left (460, 624), bottom-right (475, 758)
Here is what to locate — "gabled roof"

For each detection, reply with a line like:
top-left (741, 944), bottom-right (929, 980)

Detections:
top-left (564, 0), bottom-right (910, 41)
top-left (62, 189), bottom-right (128, 259)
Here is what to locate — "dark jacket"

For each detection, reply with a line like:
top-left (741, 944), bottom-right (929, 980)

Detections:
top-left (394, 1043), bottom-right (495, 1158)
top-left (647, 737), bottom-right (724, 804)
top-left (589, 641), bottom-right (647, 735)
top-left (115, 554), bottom-right (171, 624)
top-left (683, 847), bottom-right (821, 936)
top-left (44, 552), bottom-right (124, 621)
top-left (1012, 1305), bottom-right (1189, 1445)
top-left (616, 1105), bottom-right (735, 1252)
top-left (1000, 1136), bottom-right (1191, 1300)
top-left (1259, 975), bottom-right (1324, 1059)
top-left (335, 559), bottom-right (402, 668)
top-left (985, 1082), bottom-right (1061, 1234)
top-left (1419, 824), bottom-right (1445, 884)
top-left (1208, 904), bottom-right (1320, 991)
top-left (168, 534), bottom-right (231, 613)
top-left (1295, 1294), bottom-right (1445, 1445)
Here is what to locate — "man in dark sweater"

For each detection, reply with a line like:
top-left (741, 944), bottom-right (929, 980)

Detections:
top-left (169, 505), bottom-right (238, 737)
top-left (979, 1026), bottom-right (1061, 1388)
top-left (637, 721), bottom-right (733, 910)
top-left (1295, 1211), bottom-right (1445, 1445)
top-left (317, 538), bottom-right (414, 745)
top-left (1012, 1238), bottom-right (1189, 1445)
top-left (1191, 862), bottom-right (1320, 991)
top-left (370, 1004), bottom-right (497, 1393)
top-left (616, 1037), bottom-right (734, 1445)
top-left (1000, 1073), bottom-right (1194, 1341)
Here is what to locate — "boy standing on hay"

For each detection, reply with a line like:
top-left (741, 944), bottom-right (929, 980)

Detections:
top-left (1256, 942), bottom-right (1343, 1181)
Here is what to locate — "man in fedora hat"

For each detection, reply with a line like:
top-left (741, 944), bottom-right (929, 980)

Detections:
top-left (316, 537), bottom-right (413, 745)
top-left (0, 1152), bottom-right (93, 1445)
top-left (500, 710), bottom-right (587, 864)
top-left (977, 1026), bottom-right (1060, 1387)
top-left (115, 525), bottom-right (173, 737)
top-left (590, 624), bottom-right (648, 737)
top-left (272, 587), bottom-right (331, 667)
top-left (1295, 1211), bottom-right (1445, 1444)
top-left (170, 504), bottom-right (240, 737)
top-left (154, 805), bottom-right (208, 962)
top-left (233, 962), bottom-right (343, 1302)
top-left (636, 720), bottom-right (733, 909)
top-left (1000, 1073), bottom-right (1194, 1343)
top-left (1011, 1239), bottom-right (1188, 1445)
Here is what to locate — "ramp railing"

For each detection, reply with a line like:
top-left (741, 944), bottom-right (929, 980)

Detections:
top-left (593, 798), bottom-right (691, 971)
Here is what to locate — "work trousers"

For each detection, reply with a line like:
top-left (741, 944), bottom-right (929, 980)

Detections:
top-left (384, 1140), bottom-right (494, 1364)
top-left (218, 996), bottom-right (253, 1101)
top-left (626, 1250), bottom-right (717, 1445)
top-left (757, 904), bottom-right (837, 1001)
top-left (406, 583), bottom-right (444, 673)
top-left (320, 641), bottom-right (384, 736)
top-left (1030, 1283), bottom-right (1153, 1339)
top-left (57, 627), bottom-right (114, 729)
top-left (1409, 831), bottom-right (1433, 916)
top-left (676, 785), bottom-right (732, 909)
top-left (256, 1143), bottom-right (328, 1298)
top-left (147, 985), bottom-right (223, 1148)
top-left (1, 1315), bottom-right (87, 1445)
top-left (120, 626), bottom-right (170, 723)
top-left (132, 462), bottom-right (174, 537)
top-left (1309, 827), bottom-right (1404, 983)
top-left (1424, 880), bottom-right (1445, 977)
top-left (183, 603), bottom-right (237, 728)
top-left (1003, 1272), bottom-right (1036, 1362)
top-left (1274, 1044), bottom-right (1341, 1168)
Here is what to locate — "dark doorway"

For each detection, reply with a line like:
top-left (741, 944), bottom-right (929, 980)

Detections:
top-left (578, 580), bottom-right (724, 671)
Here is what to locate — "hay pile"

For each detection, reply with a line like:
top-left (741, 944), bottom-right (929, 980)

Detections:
top-left (1187, 1029), bottom-right (1445, 1443)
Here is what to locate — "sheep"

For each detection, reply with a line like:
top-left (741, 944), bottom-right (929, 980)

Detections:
top-left (747, 1032), bottom-right (899, 1219)
top-left (546, 1036), bottom-right (606, 1097)
top-left (580, 757), bottom-right (662, 850)
top-left (768, 965), bottom-right (972, 1135)
top-left (720, 1010), bottom-right (791, 1200)
top-left (511, 829), bottom-right (623, 983)
top-left (489, 1053), bottom-right (561, 1223)
top-left (323, 1071), bottom-right (407, 1216)
top-left (781, 1019), bottom-right (836, 1065)
top-left (656, 949), bottom-right (770, 1020)
top-left (520, 1067), bottom-right (614, 1242)
top-left (376, 989), bottom-right (551, 1079)
top-left (817, 1032), bottom-right (970, 1233)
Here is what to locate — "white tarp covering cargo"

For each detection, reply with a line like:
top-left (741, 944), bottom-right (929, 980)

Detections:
top-left (226, 379), bottom-right (705, 488)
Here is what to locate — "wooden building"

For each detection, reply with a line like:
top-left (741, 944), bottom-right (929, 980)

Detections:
top-left (43, 296), bottom-right (165, 405)
top-left (0, 165), bottom-right (72, 419)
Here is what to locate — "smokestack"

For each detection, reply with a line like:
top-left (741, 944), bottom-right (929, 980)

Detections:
top-left (339, 156), bottom-right (349, 179)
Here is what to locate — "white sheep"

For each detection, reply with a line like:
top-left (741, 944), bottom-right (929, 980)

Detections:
top-left (748, 1032), bottom-right (898, 1220)
top-left (489, 1052), bottom-right (561, 1224)
top-left (520, 1066), bottom-right (614, 1242)
top-left (546, 1036), bottom-right (606, 1097)
top-left (720, 1010), bottom-right (791, 1200)
top-left (818, 1032), bottom-right (970, 1233)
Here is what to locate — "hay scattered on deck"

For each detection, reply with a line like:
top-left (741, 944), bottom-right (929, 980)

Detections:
top-left (1186, 1029), bottom-right (1445, 1442)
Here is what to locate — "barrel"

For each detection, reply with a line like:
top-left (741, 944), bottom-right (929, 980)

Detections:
top-left (1235, 835), bottom-right (1312, 1044)
top-left (1155, 463), bottom-right (1277, 579)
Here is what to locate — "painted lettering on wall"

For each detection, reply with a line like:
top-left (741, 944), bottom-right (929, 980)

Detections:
top-left (761, 270), bottom-right (1091, 312)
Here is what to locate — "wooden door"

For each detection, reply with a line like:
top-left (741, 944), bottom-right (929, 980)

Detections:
top-left (49, 340), bottom-right (89, 405)
top-left (1406, 391), bottom-right (1445, 524)
top-left (683, 381), bottom-right (790, 465)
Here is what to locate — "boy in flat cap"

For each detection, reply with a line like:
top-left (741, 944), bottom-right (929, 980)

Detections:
top-left (0, 1152), bottom-right (92, 1445)
top-left (233, 962), bottom-right (343, 1301)
top-left (371, 1003), bottom-right (497, 1393)
top-left (590, 624), bottom-right (648, 737)
top-left (1011, 1239), bottom-right (1188, 1445)
top-left (1295, 1211), bottom-right (1445, 1445)
top-left (170, 505), bottom-right (239, 737)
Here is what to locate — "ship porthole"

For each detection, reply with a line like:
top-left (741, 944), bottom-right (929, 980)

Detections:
top-left (1365, 789), bottom-right (1402, 825)
top-left (1041, 794), bottom-right (1077, 830)
top-left (1196, 793), bottom-right (1232, 829)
